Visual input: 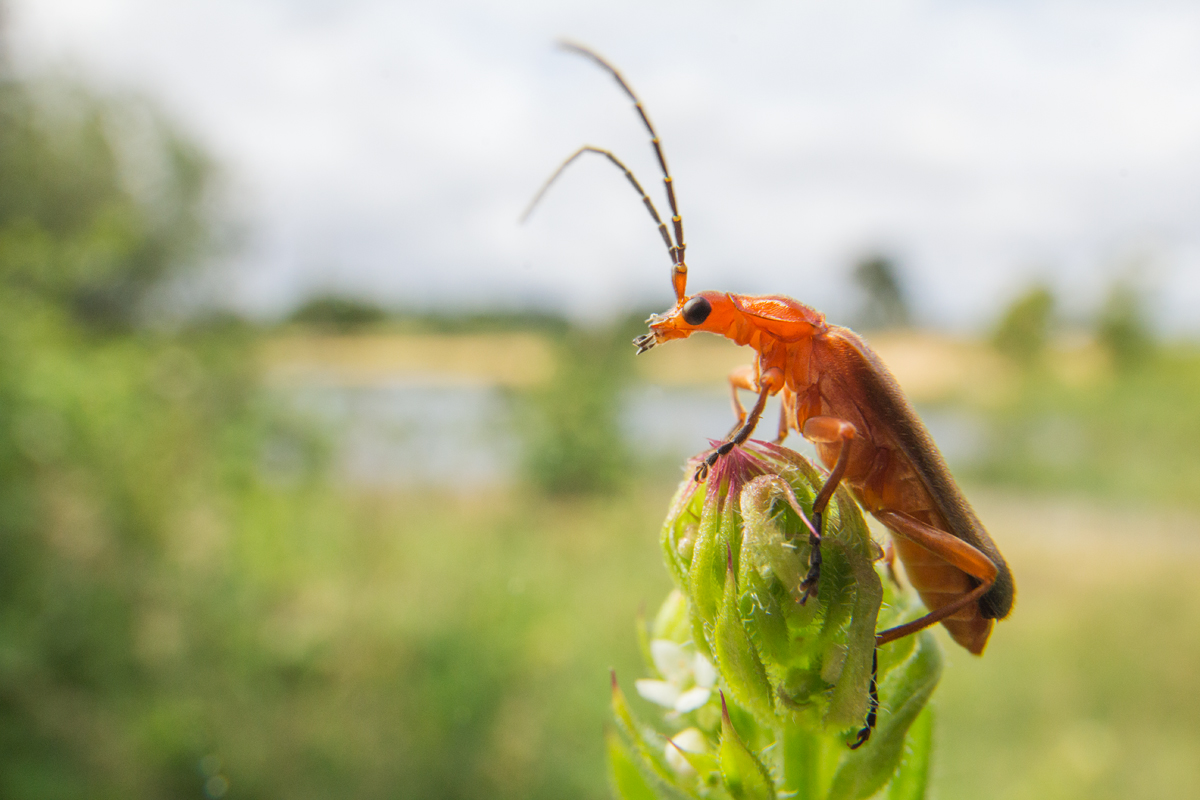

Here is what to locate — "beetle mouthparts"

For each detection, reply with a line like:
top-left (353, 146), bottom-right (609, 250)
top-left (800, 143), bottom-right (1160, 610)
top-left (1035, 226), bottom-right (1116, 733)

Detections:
top-left (632, 331), bottom-right (658, 354)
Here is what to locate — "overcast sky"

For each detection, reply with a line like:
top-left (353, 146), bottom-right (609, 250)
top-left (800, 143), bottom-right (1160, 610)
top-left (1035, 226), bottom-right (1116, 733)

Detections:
top-left (7, 0), bottom-right (1200, 331)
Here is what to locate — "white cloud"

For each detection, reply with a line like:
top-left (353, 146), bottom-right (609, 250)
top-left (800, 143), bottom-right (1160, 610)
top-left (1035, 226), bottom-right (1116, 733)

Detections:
top-left (8, 0), bottom-right (1200, 331)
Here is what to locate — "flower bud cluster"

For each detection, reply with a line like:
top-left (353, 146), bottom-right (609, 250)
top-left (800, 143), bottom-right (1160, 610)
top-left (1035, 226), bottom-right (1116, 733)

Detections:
top-left (609, 441), bottom-right (942, 800)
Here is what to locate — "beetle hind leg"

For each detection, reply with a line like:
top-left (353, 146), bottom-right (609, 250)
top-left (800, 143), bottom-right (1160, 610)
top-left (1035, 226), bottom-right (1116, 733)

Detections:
top-left (849, 647), bottom-right (879, 749)
top-left (873, 509), bottom-right (1000, 654)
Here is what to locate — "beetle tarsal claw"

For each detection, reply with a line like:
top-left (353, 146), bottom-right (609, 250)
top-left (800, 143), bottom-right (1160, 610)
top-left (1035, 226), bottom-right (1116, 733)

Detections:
top-left (632, 332), bottom-right (658, 354)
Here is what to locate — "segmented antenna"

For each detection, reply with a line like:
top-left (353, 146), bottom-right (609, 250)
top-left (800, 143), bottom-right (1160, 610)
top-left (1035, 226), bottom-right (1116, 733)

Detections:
top-left (521, 41), bottom-right (690, 300)
top-left (519, 145), bottom-right (674, 260)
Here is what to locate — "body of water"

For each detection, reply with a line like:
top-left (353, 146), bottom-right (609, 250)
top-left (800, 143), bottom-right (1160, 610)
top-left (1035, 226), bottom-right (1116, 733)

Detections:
top-left (280, 381), bottom-right (987, 488)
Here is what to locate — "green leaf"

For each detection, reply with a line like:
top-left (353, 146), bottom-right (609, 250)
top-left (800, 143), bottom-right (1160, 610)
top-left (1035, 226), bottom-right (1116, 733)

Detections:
top-left (887, 705), bottom-right (934, 800)
top-left (610, 674), bottom-right (675, 787)
top-left (823, 533), bottom-right (882, 729)
top-left (661, 480), bottom-right (701, 588)
top-left (826, 632), bottom-right (943, 800)
top-left (610, 673), bottom-right (706, 800)
top-left (781, 727), bottom-right (842, 800)
top-left (663, 731), bottom-right (721, 784)
top-left (688, 490), bottom-right (726, 626)
top-left (738, 476), bottom-right (810, 598)
top-left (714, 549), bottom-right (775, 725)
top-left (718, 695), bottom-right (777, 800)
top-left (608, 728), bottom-right (662, 800)
top-left (652, 589), bottom-right (692, 643)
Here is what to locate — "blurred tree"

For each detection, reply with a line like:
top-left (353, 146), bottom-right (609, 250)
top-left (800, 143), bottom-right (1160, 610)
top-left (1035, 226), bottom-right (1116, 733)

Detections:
top-left (852, 253), bottom-right (911, 330)
top-left (0, 37), bottom-right (241, 794)
top-left (0, 68), bottom-right (212, 328)
top-left (1097, 280), bottom-right (1155, 372)
top-left (992, 284), bottom-right (1056, 366)
top-left (288, 294), bottom-right (388, 331)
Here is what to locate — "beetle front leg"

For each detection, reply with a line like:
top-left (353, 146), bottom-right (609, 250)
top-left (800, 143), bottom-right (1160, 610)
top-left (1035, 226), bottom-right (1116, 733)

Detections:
top-left (695, 367), bottom-right (783, 481)
top-left (798, 416), bottom-right (858, 603)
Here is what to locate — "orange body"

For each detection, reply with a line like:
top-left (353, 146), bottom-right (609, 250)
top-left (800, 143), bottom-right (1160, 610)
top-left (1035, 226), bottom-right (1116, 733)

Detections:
top-left (643, 291), bottom-right (1014, 653)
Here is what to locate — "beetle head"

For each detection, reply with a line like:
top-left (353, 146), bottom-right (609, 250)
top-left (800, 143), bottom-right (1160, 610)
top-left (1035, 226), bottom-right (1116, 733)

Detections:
top-left (633, 290), bottom-right (730, 353)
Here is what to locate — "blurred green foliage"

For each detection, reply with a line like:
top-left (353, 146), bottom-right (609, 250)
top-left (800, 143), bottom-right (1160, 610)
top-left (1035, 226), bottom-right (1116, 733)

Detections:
top-left (283, 294), bottom-right (581, 336)
top-left (972, 278), bottom-right (1193, 506)
top-left (515, 322), bottom-right (635, 495)
top-left (852, 254), bottom-right (911, 331)
top-left (992, 284), bottom-right (1055, 366)
top-left (1096, 280), bottom-right (1155, 372)
top-left (933, 506), bottom-right (1200, 800)
top-left (970, 345), bottom-right (1200, 507)
top-left (0, 73), bottom-right (211, 329)
top-left (287, 295), bottom-right (389, 331)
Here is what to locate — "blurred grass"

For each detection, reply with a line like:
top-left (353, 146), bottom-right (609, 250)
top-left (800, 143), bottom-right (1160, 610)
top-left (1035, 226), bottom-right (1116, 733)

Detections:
top-left (0, 304), bottom-right (674, 796)
top-left (173, 483), bottom-right (674, 800)
top-left (930, 491), bottom-right (1200, 799)
top-left (969, 345), bottom-right (1200, 508)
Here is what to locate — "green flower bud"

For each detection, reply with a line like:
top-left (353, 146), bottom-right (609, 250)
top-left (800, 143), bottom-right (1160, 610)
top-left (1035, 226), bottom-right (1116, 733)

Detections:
top-left (611, 442), bottom-right (943, 800)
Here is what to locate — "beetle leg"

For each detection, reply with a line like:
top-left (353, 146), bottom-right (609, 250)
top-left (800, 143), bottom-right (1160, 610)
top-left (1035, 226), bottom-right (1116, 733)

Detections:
top-left (849, 647), bottom-right (879, 749)
top-left (695, 368), bottom-right (783, 481)
top-left (872, 509), bottom-right (999, 647)
top-left (797, 416), bottom-right (858, 602)
top-left (725, 364), bottom-right (757, 437)
top-left (774, 392), bottom-right (792, 444)
top-left (883, 541), bottom-right (904, 590)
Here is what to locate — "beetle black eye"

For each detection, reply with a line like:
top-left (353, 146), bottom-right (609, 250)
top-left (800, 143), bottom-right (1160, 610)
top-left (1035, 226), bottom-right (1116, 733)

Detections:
top-left (681, 296), bottom-right (712, 326)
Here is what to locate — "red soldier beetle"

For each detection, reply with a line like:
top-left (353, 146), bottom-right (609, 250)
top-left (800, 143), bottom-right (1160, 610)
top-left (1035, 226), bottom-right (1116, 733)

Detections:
top-left (525, 42), bottom-right (1014, 745)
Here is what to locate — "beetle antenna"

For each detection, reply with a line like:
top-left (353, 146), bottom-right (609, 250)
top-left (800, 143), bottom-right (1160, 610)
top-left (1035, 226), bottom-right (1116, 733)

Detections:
top-left (523, 41), bottom-right (690, 301)
top-left (519, 145), bottom-right (675, 265)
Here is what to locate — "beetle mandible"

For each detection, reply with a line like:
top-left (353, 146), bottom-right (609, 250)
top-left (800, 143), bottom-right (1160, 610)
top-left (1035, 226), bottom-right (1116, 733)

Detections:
top-left (524, 42), bottom-right (1014, 662)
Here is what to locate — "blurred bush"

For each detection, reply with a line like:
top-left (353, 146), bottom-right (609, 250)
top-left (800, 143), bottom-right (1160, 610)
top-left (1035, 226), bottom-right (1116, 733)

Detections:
top-left (992, 284), bottom-right (1055, 367)
top-left (1, 57), bottom-right (255, 793)
top-left (851, 253), bottom-right (911, 331)
top-left (0, 73), bottom-right (212, 329)
top-left (515, 322), bottom-right (634, 495)
top-left (287, 294), bottom-right (389, 332)
top-left (1096, 279), bottom-right (1155, 373)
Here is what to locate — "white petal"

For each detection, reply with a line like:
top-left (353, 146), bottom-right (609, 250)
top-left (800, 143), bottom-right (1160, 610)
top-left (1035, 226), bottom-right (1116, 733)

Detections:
top-left (691, 653), bottom-right (718, 689)
top-left (664, 727), bottom-right (708, 776)
top-left (673, 727), bottom-right (708, 754)
top-left (664, 742), bottom-right (695, 776)
top-left (674, 686), bottom-right (712, 713)
top-left (636, 679), bottom-right (681, 708)
top-left (649, 639), bottom-right (690, 681)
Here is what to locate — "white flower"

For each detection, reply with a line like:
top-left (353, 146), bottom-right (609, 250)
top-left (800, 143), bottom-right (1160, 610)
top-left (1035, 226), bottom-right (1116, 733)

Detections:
top-left (664, 727), bottom-right (708, 776)
top-left (635, 639), bottom-right (717, 714)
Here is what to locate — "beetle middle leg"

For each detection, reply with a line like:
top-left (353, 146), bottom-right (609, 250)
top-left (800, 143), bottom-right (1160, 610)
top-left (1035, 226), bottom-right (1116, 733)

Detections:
top-left (796, 416), bottom-right (858, 603)
top-left (850, 647), bottom-right (879, 749)
top-left (774, 392), bottom-right (794, 444)
top-left (724, 364), bottom-right (757, 438)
